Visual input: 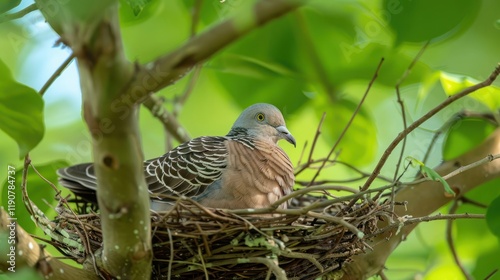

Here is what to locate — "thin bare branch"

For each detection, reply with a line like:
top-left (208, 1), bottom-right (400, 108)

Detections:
top-left (485, 269), bottom-right (499, 280)
top-left (361, 64), bottom-right (500, 192)
top-left (404, 153), bottom-right (500, 186)
top-left (391, 42), bottom-right (429, 210)
top-left (0, 3), bottom-right (37, 23)
top-left (307, 58), bottom-right (384, 187)
top-left (143, 95), bottom-right (191, 143)
top-left (190, 0), bottom-right (203, 37)
top-left (366, 213), bottom-right (485, 238)
top-left (0, 208), bottom-right (98, 279)
top-left (446, 200), bottom-right (473, 280)
top-left (39, 53), bottom-right (75, 96)
top-left (123, 0), bottom-right (304, 104)
top-left (422, 111), bottom-right (499, 166)
top-left (295, 112), bottom-right (326, 175)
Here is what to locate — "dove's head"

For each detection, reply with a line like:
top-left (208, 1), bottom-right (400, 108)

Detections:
top-left (229, 103), bottom-right (296, 147)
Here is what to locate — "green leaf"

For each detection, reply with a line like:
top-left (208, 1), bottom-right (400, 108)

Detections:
top-left (119, 0), bottom-right (161, 25)
top-left (299, 4), bottom-right (431, 89)
top-left (406, 156), bottom-right (424, 168)
top-left (1, 160), bottom-right (68, 234)
top-left (122, 0), bottom-right (154, 16)
top-left (406, 156), bottom-right (455, 196)
top-left (0, 60), bottom-right (44, 159)
top-left (486, 195), bottom-right (500, 238)
top-left (210, 54), bottom-right (310, 115)
top-left (421, 166), bottom-right (455, 196)
top-left (443, 118), bottom-right (497, 161)
top-left (383, 0), bottom-right (480, 44)
top-left (207, 14), bottom-right (312, 114)
top-left (440, 71), bottom-right (500, 111)
top-left (0, 0), bottom-right (21, 14)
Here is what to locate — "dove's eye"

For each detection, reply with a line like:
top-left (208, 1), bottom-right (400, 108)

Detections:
top-left (256, 113), bottom-right (265, 122)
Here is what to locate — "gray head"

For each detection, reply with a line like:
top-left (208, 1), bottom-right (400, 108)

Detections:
top-left (228, 103), bottom-right (296, 147)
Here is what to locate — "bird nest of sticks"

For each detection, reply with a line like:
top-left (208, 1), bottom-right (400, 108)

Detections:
top-left (46, 189), bottom-right (391, 280)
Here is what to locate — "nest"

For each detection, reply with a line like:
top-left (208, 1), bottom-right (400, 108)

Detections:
top-left (48, 192), bottom-right (389, 280)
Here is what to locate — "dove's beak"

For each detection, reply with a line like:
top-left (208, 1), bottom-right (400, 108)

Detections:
top-left (276, 125), bottom-right (296, 147)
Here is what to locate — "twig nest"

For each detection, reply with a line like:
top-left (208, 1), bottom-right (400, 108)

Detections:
top-left (51, 194), bottom-right (385, 280)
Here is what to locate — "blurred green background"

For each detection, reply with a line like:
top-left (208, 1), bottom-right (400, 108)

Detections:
top-left (1, 0), bottom-right (500, 279)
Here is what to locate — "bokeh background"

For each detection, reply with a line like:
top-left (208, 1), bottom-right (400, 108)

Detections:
top-left (1, 0), bottom-right (500, 279)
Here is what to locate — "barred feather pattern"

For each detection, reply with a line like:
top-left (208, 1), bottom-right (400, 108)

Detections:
top-left (57, 103), bottom-right (296, 210)
top-left (144, 136), bottom-right (232, 198)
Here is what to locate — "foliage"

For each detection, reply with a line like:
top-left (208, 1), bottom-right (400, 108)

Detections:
top-left (0, 59), bottom-right (43, 159)
top-left (0, 0), bottom-right (499, 279)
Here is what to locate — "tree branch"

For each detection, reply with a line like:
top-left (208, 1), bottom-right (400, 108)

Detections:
top-left (0, 3), bottom-right (38, 23)
top-left (341, 128), bottom-right (500, 279)
top-left (0, 208), bottom-right (98, 279)
top-left (142, 95), bottom-right (191, 143)
top-left (36, 0), bottom-right (152, 278)
top-left (123, 0), bottom-right (304, 105)
top-left (360, 64), bottom-right (500, 192)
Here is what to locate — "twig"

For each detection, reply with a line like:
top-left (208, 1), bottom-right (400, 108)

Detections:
top-left (484, 269), bottom-right (499, 280)
top-left (443, 154), bottom-right (500, 179)
top-left (459, 197), bottom-right (487, 209)
top-left (242, 257), bottom-right (287, 280)
top-left (378, 270), bottom-right (389, 280)
top-left (143, 95), bottom-right (191, 143)
top-left (123, 0), bottom-right (303, 104)
top-left (167, 228), bottom-right (174, 279)
top-left (174, 65), bottom-right (202, 117)
top-left (361, 64), bottom-right (500, 192)
top-left (20, 155), bottom-right (36, 217)
top-left (421, 113), bottom-right (462, 165)
top-left (297, 159), bottom-right (393, 184)
top-left (403, 154), bottom-right (500, 186)
top-left (366, 213), bottom-right (485, 238)
top-left (446, 200), bottom-right (473, 280)
top-left (0, 3), bottom-right (37, 23)
top-left (29, 162), bottom-right (100, 276)
top-left (294, 183), bottom-right (359, 193)
top-left (39, 53), bottom-right (75, 96)
top-left (391, 42), bottom-right (429, 211)
top-left (190, 0), bottom-right (203, 37)
top-left (228, 185), bottom-right (393, 216)
top-left (423, 111), bottom-right (499, 166)
top-left (295, 112), bottom-right (326, 176)
top-left (296, 140), bottom-right (308, 167)
top-left (197, 245), bottom-right (210, 280)
top-left (307, 58), bottom-right (384, 187)
top-left (307, 211), bottom-right (364, 238)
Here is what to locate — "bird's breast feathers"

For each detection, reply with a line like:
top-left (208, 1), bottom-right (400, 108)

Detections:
top-left (145, 135), bottom-right (294, 207)
top-left (223, 138), bottom-right (295, 204)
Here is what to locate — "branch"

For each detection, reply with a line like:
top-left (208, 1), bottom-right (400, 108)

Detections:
top-left (390, 41), bottom-right (429, 210)
top-left (341, 128), bottom-right (500, 279)
top-left (0, 3), bottom-right (38, 23)
top-left (446, 200), bottom-right (473, 280)
top-left (0, 208), bottom-right (98, 279)
top-left (36, 1), bottom-right (153, 278)
top-left (404, 153), bottom-right (500, 186)
top-left (142, 95), bottom-right (191, 143)
top-left (367, 213), bottom-right (485, 238)
top-left (306, 58), bottom-right (384, 187)
top-left (123, 0), bottom-right (304, 104)
top-left (39, 54), bottom-right (75, 96)
top-left (360, 64), bottom-right (500, 192)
